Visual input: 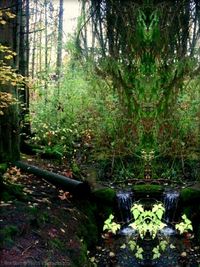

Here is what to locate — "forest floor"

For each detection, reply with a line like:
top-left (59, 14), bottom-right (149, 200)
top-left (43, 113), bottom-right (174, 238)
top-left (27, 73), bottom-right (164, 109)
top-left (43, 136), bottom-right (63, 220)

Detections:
top-left (0, 155), bottom-right (97, 267)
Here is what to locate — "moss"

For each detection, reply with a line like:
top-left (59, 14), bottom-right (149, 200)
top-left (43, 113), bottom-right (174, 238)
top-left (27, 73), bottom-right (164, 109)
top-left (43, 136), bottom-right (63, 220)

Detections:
top-left (49, 238), bottom-right (65, 251)
top-left (77, 201), bottom-right (99, 248)
top-left (133, 184), bottom-right (163, 193)
top-left (0, 163), bottom-right (8, 174)
top-left (182, 206), bottom-right (192, 217)
top-left (180, 188), bottom-right (200, 203)
top-left (70, 242), bottom-right (91, 267)
top-left (0, 225), bottom-right (18, 248)
top-left (92, 188), bottom-right (116, 205)
top-left (0, 163), bottom-right (8, 192)
top-left (1, 191), bottom-right (12, 201)
top-left (1, 182), bottom-right (28, 201)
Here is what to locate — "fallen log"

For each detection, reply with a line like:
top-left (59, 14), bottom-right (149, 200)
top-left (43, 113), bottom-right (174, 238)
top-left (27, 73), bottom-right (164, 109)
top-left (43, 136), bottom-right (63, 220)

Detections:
top-left (14, 161), bottom-right (91, 198)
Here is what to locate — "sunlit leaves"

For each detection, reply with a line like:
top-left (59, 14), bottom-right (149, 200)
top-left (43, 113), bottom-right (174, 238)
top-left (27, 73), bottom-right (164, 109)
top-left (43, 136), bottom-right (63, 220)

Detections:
top-left (103, 214), bottom-right (120, 234)
top-left (135, 246), bottom-right (144, 260)
top-left (0, 92), bottom-right (17, 115)
top-left (152, 203), bottom-right (165, 220)
top-left (0, 10), bottom-right (16, 24)
top-left (152, 246), bottom-right (161, 260)
top-left (0, 10), bottom-right (24, 101)
top-left (129, 202), bottom-right (166, 240)
top-left (152, 240), bottom-right (168, 260)
top-left (0, 43), bottom-right (25, 115)
top-left (103, 202), bottom-right (193, 262)
top-left (128, 240), bottom-right (136, 251)
top-left (131, 203), bottom-right (144, 220)
top-left (175, 214), bottom-right (193, 234)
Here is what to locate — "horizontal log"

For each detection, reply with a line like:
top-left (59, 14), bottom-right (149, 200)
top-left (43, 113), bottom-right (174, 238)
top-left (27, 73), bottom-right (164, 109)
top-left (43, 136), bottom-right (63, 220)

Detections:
top-left (14, 161), bottom-right (91, 198)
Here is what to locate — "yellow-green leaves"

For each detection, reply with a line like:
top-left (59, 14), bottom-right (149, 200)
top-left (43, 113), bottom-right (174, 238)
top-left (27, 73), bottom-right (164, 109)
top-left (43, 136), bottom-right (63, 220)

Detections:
top-left (128, 240), bottom-right (136, 251)
top-left (135, 246), bottom-right (144, 260)
top-left (129, 202), bottom-right (166, 239)
top-left (131, 203), bottom-right (144, 220)
top-left (127, 240), bottom-right (144, 260)
top-left (152, 203), bottom-right (165, 220)
top-left (0, 9), bottom-right (16, 25)
top-left (175, 214), bottom-right (193, 234)
top-left (102, 203), bottom-right (193, 262)
top-left (0, 92), bottom-right (17, 115)
top-left (0, 44), bottom-right (17, 59)
top-left (152, 240), bottom-right (168, 259)
top-left (103, 214), bottom-right (120, 234)
top-left (0, 45), bottom-right (24, 115)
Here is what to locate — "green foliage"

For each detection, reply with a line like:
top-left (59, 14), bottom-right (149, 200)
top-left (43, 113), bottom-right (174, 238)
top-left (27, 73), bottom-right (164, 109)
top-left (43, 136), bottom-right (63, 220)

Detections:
top-left (30, 63), bottom-right (130, 165)
top-left (175, 214), bottom-right (193, 234)
top-left (93, 188), bottom-right (116, 205)
top-left (49, 237), bottom-right (65, 250)
top-left (73, 0), bottom-right (200, 179)
top-left (133, 184), bottom-right (163, 194)
top-left (152, 240), bottom-right (168, 260)
top-left (0, 225), bottom-right (18, 248)
top-left (1, 182), bottom-right (26, 201)
top-left (103, 214), bottom-right (120, 234)
top-left (0, 163), bottom-right (8, 174)
top-left (129, 203), bottom-right (166, 239)
top-left (0, 12), bottom-right (24, 115)
top-left (180, 188), bottom-right (200, 203)
top-left (30, 1), bottom-right (200, 181)
top-left (103, 202), bottom-right (193, 261)
top-left (77, 201), bottom-right (98, 248)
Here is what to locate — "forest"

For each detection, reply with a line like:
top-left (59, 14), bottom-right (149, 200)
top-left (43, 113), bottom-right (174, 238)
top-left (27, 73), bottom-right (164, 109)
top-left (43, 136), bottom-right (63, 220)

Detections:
top-left (0, 0), bottom-right (200, 266)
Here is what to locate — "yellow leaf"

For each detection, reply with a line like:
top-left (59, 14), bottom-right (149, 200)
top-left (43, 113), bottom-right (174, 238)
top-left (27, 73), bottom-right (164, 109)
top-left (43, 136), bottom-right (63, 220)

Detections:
top-left (4, 55), bottom-right (13, 60)
top-left (0, 20), bottom-right (6, 25)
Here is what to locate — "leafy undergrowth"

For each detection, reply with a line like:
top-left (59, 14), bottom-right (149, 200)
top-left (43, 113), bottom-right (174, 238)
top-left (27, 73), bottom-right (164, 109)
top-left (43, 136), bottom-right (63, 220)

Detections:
top-left (0, 165), bottom-right (98, 267)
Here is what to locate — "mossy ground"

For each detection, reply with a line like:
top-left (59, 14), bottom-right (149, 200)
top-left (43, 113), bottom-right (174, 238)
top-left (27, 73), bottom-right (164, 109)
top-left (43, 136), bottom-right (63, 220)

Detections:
top-left (132, 184), bottom-right (163, 200)
top-left (0, 166), bottom-right (100, 267)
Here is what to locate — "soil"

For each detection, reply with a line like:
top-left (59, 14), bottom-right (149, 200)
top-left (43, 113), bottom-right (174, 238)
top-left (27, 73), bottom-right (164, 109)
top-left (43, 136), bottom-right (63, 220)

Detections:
top-left (0, 155), bottom-right (97, 267)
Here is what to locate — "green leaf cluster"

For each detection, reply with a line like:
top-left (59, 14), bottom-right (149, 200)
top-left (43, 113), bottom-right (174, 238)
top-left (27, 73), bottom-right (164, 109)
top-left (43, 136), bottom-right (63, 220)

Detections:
top-left (175, 214), bottom-right (193, 234)
top-left (103, 214), bottom-right (120, 234)
top-left (129, 203), bottom-right (166, 239)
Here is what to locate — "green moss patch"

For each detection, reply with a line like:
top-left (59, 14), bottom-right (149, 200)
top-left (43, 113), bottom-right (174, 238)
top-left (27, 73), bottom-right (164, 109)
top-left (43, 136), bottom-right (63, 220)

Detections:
top-left (92, 188), bottom-right (116, 205)
top-left (76, 200), bottom-right (99, 248)
top-left (180, 188), bottom-right (200, 203)
top-left (1, 182), bottom-right (27, 201)
top-left (0, 225), bottom-right (18, 248)
top-left (132, 184), bottom-right (163, 200)
top-left (133, 184), bottom-right (163, 193)
top-left (0, 163), bottom-right (8, 174)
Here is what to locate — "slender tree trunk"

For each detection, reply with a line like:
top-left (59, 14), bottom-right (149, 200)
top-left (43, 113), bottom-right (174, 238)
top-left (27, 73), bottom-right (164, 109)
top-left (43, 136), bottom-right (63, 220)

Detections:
top-left (31, 1), bottom-right (38, 79)
top-left (39, 11), bottom-right (42, 78)
top-left (44, 0), bottom-right (48, 102)
top-left (56, 0), bottom-right (63, 94)
top-left (25, 0), bottom-right (29, 76)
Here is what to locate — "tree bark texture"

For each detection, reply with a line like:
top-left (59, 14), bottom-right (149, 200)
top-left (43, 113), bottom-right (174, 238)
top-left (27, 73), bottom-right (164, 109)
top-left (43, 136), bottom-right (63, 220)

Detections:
top-left (0, 0), bottom-right (20, 162)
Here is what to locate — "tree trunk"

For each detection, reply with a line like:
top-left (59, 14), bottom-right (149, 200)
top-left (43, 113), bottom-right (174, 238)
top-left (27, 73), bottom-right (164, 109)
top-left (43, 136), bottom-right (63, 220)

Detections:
top-left (31, 0), bottom-right (38, 79)
top-left (17, 0), bottom-right (31, 152)
top-left (44, 0), bottom-right (48, 101)
top-left (0, 0), bottom-right (20, 162)
top-left (56, 0), bottom-right (63, 94)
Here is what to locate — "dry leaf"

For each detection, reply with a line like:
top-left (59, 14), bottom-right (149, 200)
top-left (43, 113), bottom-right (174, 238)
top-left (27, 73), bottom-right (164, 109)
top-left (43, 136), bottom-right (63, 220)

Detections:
top-left (58, 191), bottom-right (72, 201)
